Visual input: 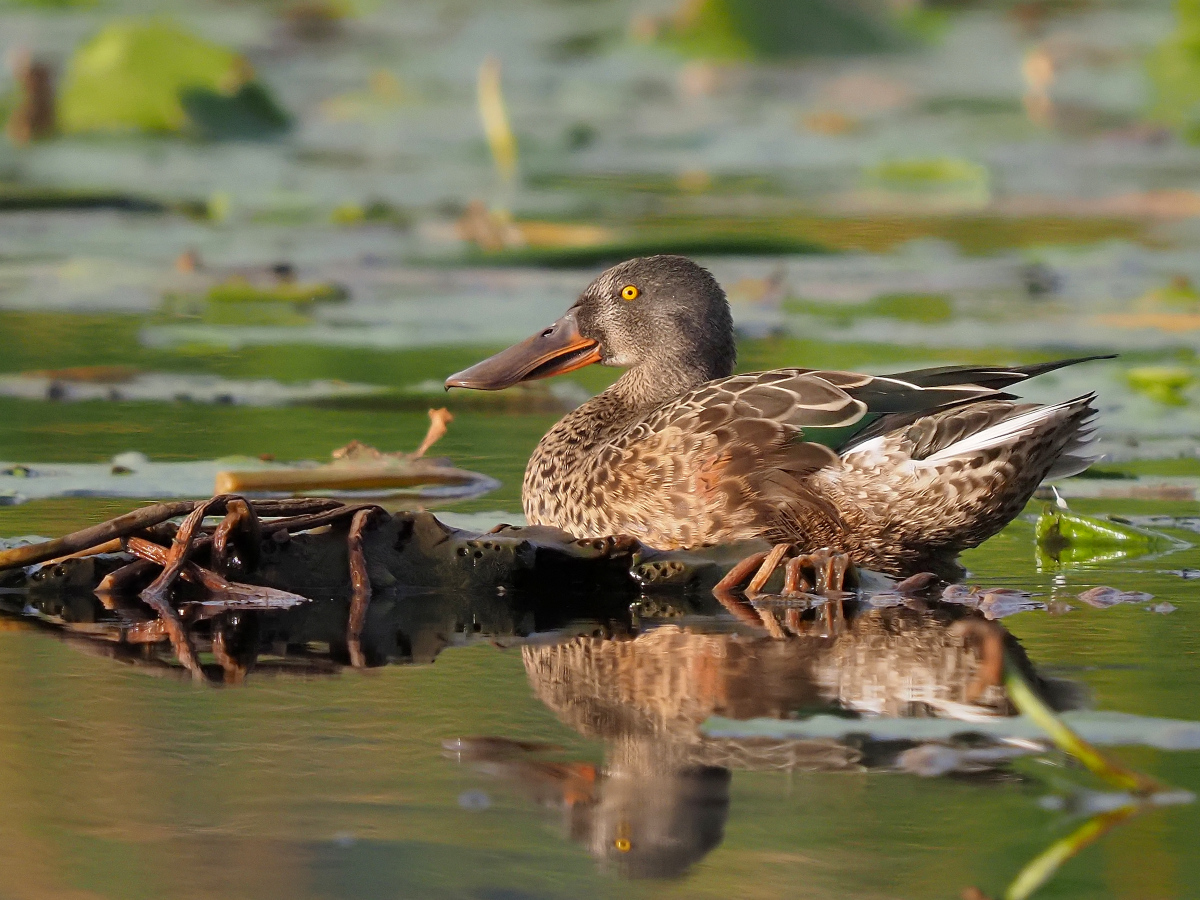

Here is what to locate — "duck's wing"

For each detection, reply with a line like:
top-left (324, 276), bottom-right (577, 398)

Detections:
top-left (642, 369), bottom-right (998, 446)
top-left (590, 370), bottom-right (997, 546)
top-left (841, 355), bottom-right (1113, 450)
top-left (883, 354), bottom-right (1114, 391)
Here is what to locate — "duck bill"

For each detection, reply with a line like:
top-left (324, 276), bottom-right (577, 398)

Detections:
top-left (445, 310), bottom-right (602, 391)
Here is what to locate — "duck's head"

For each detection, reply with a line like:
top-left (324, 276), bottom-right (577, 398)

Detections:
top-left (445, 255), bottom-right (735, 391)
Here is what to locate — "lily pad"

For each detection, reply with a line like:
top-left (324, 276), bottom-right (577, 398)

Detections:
top-left (865, 157), bottom-right (991, 206)
top-left (1147, 0), bottom-right (1200, 142)
top-left (664, 0), bottom-right (902, 60)
top-left (57, 21), bottom-right (289, 138)
top-left (1127, 366), bottom-right (1195, 406)
top-left (1035, 505), bottom-right (1177, 565)
top-left (785, 292), bottom-right (954, 325)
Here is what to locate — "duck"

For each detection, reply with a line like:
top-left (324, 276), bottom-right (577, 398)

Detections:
top-left (446, 255), bottom-right (1103, 581)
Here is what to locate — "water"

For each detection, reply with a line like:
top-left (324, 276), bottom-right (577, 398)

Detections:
top-left (2, 0), bottom-right (1200, 896)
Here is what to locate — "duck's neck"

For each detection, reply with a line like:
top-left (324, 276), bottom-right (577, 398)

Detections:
top-left (612, 361), bottom-right (706, 412)
top-left (581, 360), bottom-right (713, 435)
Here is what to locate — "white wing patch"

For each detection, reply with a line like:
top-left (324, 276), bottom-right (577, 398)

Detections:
top-left (923, 398), bottom-right (1085, 463)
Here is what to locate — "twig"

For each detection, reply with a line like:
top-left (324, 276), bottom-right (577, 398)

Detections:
top-left (0, 497), bottom-right (346, 572)
top-left (136, 496), bottom-right (242, 680)
top-left (95, 557), bottom-right (160, 601)
top-left (260, 502), bottom-right (379, 538)
top-left (346, 507), bottom-right (383, 667)
top-left (1004, 651), bottom-right (1167, 795)
top-left (211, 498), bottom-right (261, 576)
top-left (0, 500), bottom-right (198, 571)
top-left (1003, 807), bottom-right (1137, 900)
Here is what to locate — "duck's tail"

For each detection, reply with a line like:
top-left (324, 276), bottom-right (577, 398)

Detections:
top-left (828, 393), bottom-right (1099, 573)
top-left (921, 392), bottom-right (1099, 479)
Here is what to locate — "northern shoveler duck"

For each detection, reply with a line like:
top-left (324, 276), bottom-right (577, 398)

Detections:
top-left (446, 255), bottom-right (1103, 583)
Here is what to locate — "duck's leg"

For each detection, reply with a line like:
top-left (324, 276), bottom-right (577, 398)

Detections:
top-left (713, 551), bottom-right (769, 596)
top-left (744, 543), bottom-right (796, 598)
top-left (820, 550), bottom-right (852, 593)
top-left (779, 548), bottom-right (856, 595)
top-left (712, 552), bottom-right (774, 628)
top-left (714, 543), bottom-right (809, 599)
top-left (712, 546), bottom-right (796, 636)
top-left (783, 556), bottom-right (813, 594)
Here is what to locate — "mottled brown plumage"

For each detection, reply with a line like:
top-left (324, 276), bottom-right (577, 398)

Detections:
top-left (447, 255), bottom-right (1104, 576)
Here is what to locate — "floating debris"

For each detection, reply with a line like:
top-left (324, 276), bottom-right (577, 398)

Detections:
top-left (940, 585), bottom-right (1040, 619)
top-left (1076, 586), bottom-right (1155, 608)
top-left (4, 49), bottom-right (55, 145)
top-left (215, 410), bottom-right (477, 495)
top-left (0, 452), bottom-right (497, 504)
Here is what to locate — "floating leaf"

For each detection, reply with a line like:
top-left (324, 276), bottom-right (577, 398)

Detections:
top-left (58, 21), bottom-right (289, 138)
top-left (664, 0), bottom-right (902, 60)
top-left (785, 293), bottom-right (954, 325)
top-left (180, 82), bottom-right (290, 140)
top-left (1147, 0), bottom-right (1200, 142)
top-left (1035, 505), bottom-right (1175, 565)
top-left (205, 279), bottom-right (348, 305)
top-left (1127, 366), bottom-right (1195, 406)
top-left (869, 156), bottom-right (990, 191)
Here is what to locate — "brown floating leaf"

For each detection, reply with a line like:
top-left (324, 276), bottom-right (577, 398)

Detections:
top-left (217, 410), bottom-right (487, 495)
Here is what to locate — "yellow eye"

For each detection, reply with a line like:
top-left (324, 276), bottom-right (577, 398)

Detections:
top-left (614, 838), bottom-right (631, 853)
top-left (621, 285), bottom-right (639, 301)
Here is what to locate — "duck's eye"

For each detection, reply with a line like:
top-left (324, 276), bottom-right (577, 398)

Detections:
top-left (620, 284), bottom-right (639, 301)
top-left (614, 838), bottom-right (631, 853)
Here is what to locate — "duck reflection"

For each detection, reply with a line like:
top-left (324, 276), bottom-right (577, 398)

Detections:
top-left (5, 555), bottom-right (1105, 886)
top-left (449, 601), bottom-right (1083, 879)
